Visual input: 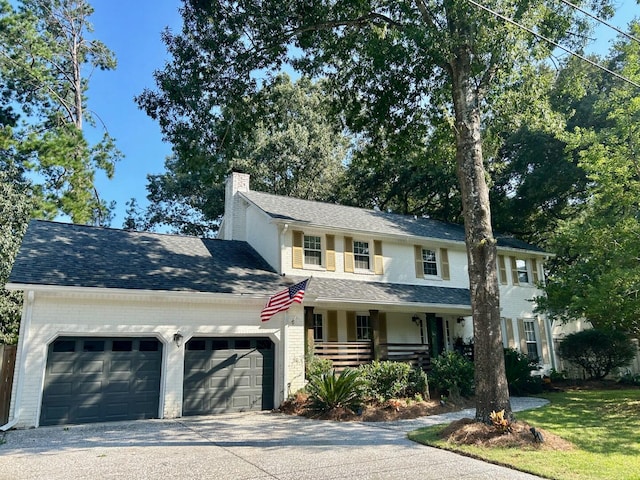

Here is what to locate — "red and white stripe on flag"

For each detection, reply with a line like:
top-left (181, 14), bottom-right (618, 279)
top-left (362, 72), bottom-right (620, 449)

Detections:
top-left (260, 279), bottom-right (308, 322)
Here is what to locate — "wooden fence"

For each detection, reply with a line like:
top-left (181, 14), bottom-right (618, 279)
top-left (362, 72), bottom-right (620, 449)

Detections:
top-left (0, 344), bottom-right (17, 425)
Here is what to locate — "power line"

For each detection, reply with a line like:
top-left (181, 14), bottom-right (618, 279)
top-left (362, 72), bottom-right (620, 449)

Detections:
top-left (558, 0), bottom-right (640, 46)
top-left (465, 0), bottom-right (640, 89)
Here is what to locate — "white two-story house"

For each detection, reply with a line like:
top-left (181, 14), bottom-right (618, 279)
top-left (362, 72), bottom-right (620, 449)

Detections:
top-left (3, 171), bottom-right (553, 429)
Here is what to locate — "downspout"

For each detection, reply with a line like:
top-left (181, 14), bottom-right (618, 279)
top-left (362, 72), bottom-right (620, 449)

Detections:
top-left (279, 223), bottom-right (289, 275)
top-left (1, 290), bottom-right (34, 431)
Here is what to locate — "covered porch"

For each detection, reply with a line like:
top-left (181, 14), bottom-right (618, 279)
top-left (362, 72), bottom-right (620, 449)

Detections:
top-left (303, 307), bottom-right (472, 373)
top-left (299, 277), bottom-right (472, 374)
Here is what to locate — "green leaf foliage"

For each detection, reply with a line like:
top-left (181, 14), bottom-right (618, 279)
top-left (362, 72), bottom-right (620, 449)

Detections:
top-left (139, 73), bottom-right (348, 235)
top-left (503, 348), bottom-right (542, 396)
top-left (0, 161), bottom-right (33, 344)
top-left (430, 351), bottom-right (474, 399)
top-left (557, 329), bottom-right (637, 380)
top-left (536, 23), bottom-right (640, 335)
top-left (306, 368), bottom-right (364, 413)
top-left (0, 0), bottom-right (121, 225)
top-left (357, 360), bottom-right (428, 402)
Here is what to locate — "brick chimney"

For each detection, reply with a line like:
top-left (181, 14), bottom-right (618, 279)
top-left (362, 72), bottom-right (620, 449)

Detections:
top-left (221, 171), bottom-right (250, 240)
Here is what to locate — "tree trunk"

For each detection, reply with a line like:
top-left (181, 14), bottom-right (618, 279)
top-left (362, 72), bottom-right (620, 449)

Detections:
top-left (449, 45), bottom-right (511, 423)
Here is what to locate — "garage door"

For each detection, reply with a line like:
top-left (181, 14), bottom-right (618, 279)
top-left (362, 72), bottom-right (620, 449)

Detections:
top-left (183, 337), bottom-right (274, 415)
top-left (40, 337), bottom-right (162, 426)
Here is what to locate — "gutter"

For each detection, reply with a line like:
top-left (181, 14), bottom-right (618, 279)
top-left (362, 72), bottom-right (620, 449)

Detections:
top-left (1, 291), bottom-right (34, 431)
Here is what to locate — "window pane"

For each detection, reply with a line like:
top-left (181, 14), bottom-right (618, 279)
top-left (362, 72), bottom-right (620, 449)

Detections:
top-left (304, 235), bottom-right (322, 265)
top-left (211, 340), bottom-right (229, 350)
top-left (112, 340), bottom-right (132, 352)
top-left (422, 249), bottom-right (438, 276)
top-left (354, 241), bottom-right (370, 269)
top-left (517, 259), bottom-right (529, 283)
top-left (187, 340), bottom-right (206, 351)
top-left (52, 340), bottom-right (76, 352)
top-left (524, 321), bottom-right (538, 361)
top-left (356, 315), bottom-right (371, 340)
top-left (139, 340), bottom-right (159, 351)
top-left (83, 340), bottom-right (104, 352)
top-left (313, 313), bottom-right (323, 342)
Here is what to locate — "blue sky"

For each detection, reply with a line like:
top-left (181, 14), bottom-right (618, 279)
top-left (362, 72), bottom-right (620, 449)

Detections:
top-left (87, 0), bottom-right (182, 228)
top-left (85, 0), bottom-right (638, 229)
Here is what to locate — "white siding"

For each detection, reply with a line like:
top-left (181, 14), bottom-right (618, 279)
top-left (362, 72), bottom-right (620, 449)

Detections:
top-left (9, 290), bottom-right (305, 428)
top-left (280, 231), bottom-right (470, 288)
top-left (245, 204), bottom-right (280, 271)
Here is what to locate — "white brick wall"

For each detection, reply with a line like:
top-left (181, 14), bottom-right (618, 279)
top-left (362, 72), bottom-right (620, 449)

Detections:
top-left (10, 288), bottom-right (302, 428)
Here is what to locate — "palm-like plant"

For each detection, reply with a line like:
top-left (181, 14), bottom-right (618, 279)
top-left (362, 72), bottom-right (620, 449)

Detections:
top-left (306, 368), bottom-right (364, 412)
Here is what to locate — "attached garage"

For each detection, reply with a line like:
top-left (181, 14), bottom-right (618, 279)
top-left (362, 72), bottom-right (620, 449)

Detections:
top-left (40, 337), bottom-right (163, 426)
top-left (183, 337), bottom-right (274, 415)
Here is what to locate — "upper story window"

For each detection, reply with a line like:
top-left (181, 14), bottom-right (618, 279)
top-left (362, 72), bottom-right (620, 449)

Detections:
top-left (414, 245), bottom-right (450, 280)
top-left (356, 315), bottom-right (371, 340)
top-left (353, 241), bottom-right (370, 270)
top-left (293, 231), bottom-right (336, 271)
top-left (421, 248), bottom-right (438, 276)
top-left (515, 258), bottom-right (529, 283)
top-left (503, 255), bottom-right (542, 286)
top-left (304, 235), bottom-right (322, 266)
top-left (516, 259), bottom-right (529, 284)
top-left (344, 237), bottom-right (383, 274)
top-left (313, 313), bottom-right (323, 342)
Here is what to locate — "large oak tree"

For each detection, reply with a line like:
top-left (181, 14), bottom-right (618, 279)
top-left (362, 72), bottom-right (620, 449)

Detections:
top-left (138, 0), bottom-right (611, 422)
top-left (141, 73), bottom-right (349, 235)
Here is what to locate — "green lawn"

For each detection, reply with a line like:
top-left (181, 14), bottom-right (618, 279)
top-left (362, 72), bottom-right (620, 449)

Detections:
top-left (408, 389), bottom-right (640, 480)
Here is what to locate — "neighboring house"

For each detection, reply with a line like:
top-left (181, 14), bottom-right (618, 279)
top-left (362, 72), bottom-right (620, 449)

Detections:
top-left (3, 172), bottom-right (554, 429)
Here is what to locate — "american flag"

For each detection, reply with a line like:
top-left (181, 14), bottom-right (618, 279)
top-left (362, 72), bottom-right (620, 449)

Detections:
top-left (260, 279), bottom-right (308, 322)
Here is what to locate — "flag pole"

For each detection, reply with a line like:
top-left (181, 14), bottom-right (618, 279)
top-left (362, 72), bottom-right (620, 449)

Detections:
top-left (283, 310), bottom-right (289, 399)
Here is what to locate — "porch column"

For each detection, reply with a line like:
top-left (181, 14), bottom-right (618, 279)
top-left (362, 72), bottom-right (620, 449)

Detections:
top-left (370, 309), bottom-right (381, 361)
top-left (304, 306), bottom-right (315, 359)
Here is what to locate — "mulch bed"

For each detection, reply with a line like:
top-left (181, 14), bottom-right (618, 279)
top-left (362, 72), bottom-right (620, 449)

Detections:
top-left (279, 380), bottom-right (636, 449)
top-left (439, 418), bottom-right (574, 450)
top-left (278, 391), bottom-right (475, 422)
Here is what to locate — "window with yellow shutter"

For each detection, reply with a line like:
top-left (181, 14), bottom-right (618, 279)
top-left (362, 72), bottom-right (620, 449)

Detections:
top-left (415, 246), bottom-right (449, 280)
top-left (303, 235), bottom-right (322, 265)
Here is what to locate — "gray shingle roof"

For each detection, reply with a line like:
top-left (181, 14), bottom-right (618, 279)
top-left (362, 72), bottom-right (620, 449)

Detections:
top-left (9, 220), bottom-right (285, 294)
top-left (302, 277), bottom-right (470, 307)
top-left (9, 220), bottom-right (471, 309)
top-left (242, 190), bottom-right (545, 252)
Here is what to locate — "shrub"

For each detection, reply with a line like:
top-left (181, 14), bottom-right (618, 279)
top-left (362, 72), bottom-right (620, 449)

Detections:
top-left (618, 370), bottom-right (640, 386)
top-left (358, 361), bottom-right (412, 402)
top-left (558, 329), bottom-right (637, 379)
top-left (430, 351), bottom-right (474, 399)
top-left (548, 368), bottom-right (567, 382)
top-left (306, 368), bottom-right (364, 412)
top-left (407, 366), bottom-right (430, 400)
top-left (306, 356), bottom-right (334, 379)
top-left (503, 348), bottom-right (543, 395)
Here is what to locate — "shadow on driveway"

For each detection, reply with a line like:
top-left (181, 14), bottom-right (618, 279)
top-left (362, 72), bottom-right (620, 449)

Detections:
top-left (0, 401), bottom-right (547, 480)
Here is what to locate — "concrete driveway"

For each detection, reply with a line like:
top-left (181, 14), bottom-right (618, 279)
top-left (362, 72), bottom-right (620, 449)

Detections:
top-left (0, 398), bottom-right (546, 480)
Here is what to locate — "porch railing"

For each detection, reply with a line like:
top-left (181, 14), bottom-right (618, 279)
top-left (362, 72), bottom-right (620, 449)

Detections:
top-left (381, 343), bottom-right (431, 372)
top-left (313, 342), bottom-right (430, 372)
top-left (314, 342), bottom-right (373, 371)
